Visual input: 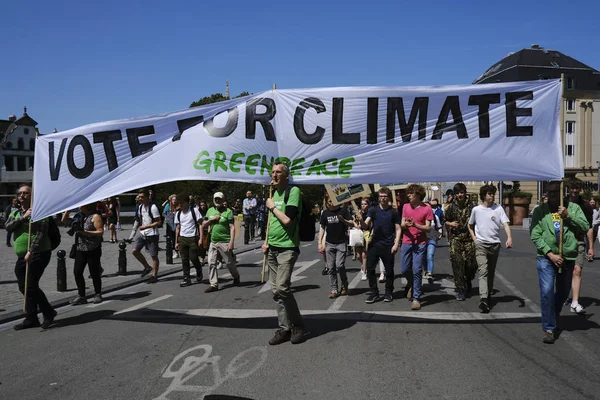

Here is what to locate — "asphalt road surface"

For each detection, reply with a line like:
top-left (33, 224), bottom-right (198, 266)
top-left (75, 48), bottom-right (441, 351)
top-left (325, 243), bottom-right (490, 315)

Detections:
top-left (1, 229), bottom-right (599, 400)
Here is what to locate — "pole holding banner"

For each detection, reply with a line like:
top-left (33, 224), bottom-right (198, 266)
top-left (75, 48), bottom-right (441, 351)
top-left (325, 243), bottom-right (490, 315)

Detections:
top-left (24, 129), bottom-right (39, 312)
top-left (260, 185), bottom-right (273, 283)
top-left (558, 181), bottom-right (564, 274)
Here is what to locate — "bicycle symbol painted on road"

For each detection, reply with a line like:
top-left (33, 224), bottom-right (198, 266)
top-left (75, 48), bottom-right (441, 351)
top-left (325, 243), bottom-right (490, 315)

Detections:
top-left (154, 344), bottom-right (268, 400)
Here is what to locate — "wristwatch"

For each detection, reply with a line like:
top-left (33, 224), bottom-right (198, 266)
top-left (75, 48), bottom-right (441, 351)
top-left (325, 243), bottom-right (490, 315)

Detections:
top-left (269, 206), bottom-right (276, 213)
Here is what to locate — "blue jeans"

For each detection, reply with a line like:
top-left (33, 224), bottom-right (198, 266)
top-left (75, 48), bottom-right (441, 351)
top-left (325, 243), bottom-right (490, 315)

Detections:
top-left (426, 240), bottom-right (437, 274)
top-left (536, 255), bottom-right (573, 332)
top-left (401, 244), bottom-right (426, 300)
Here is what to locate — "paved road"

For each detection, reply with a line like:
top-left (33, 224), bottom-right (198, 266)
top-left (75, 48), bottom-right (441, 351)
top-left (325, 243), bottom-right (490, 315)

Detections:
top-left (0, 229), bottom-right (599, 399)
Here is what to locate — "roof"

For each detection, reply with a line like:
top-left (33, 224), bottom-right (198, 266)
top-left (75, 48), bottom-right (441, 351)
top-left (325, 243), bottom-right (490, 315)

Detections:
top-left (15, 114), bottom-right (38, 127)
top-left (473, 46), bottom-right (600, 91)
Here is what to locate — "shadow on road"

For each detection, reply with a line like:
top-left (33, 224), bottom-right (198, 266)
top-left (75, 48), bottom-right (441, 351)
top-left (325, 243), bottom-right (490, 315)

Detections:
top-left (0, 280), bottom-right (18, 285)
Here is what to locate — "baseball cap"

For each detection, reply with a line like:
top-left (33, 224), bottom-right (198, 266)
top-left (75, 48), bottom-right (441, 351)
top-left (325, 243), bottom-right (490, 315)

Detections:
top-left (213, 192), bottom-right (224, 199)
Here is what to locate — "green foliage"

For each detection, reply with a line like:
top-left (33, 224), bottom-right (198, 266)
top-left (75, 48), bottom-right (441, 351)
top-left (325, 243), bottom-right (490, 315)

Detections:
top-left (189, 91), bottom-right (252, 108)
top-left (504, 181), bottom-right (532, 199)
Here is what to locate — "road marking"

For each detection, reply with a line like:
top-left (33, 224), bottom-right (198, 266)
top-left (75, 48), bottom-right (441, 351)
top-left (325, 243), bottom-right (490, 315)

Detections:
top-left (114, 295), bottom-right (173, 315)
top-left (154, 308), bottom-right (540, 321)
top-left (496, 271), bottom-right (600, 374)
top-left (258, 259), bottom-right (319, 294)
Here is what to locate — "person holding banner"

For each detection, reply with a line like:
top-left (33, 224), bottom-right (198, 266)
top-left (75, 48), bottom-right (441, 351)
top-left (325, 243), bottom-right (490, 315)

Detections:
top-left (318, 195), bottom-right (354, 299)
top-left (262, 162), bottom-right (305, 345)
top-left (400, 184), bottom-right (433, 310)
top-left (444, 183), bottom-right (477, 301)
top-left (530, 181), bottom-right (588, 344)
top-left (358, 187), bottom-right (401, 304)
top-left (5, 184), bottom-right (57, 330)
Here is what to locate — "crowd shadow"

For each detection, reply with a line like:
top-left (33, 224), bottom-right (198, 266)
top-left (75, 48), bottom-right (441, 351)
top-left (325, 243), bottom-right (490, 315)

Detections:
top-left (102, 290), bottom-right (152, 302)
top-left (578, 297), bottom-right (600, 309)
top-left (419, 294), bottom-right (457, 306)
top-left (102, 270), bottom-right (144, 278)
top-left (490, 295), bottom-right (526, 308)
top-left (0, 280), bottom-right (18, 285)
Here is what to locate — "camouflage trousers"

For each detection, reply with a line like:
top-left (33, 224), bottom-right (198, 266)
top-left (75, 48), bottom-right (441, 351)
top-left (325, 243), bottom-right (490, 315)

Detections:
top-left (449, 238), bottom-right (477, 293)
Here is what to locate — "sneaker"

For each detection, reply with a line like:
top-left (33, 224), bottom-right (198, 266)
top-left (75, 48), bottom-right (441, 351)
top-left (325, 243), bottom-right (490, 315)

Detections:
top-left (383, 292), bottom-right (393, 302)
top-left (14, 319), bottom-right (41, 331)
top-left (174, 253), bottom-right (180, 259)
top-left (195, 275), bottom-right (203, 284)
top-left (542, 331), bottom-right (555, 344)
top-left (93, 294), bottom-right (103, 304)
top-left (290, 325), bottom-right (306, 344)
top-left (455, 292), bottom-right (466, 301)
top-left (321, 267), bottom-right (330, 276)
top-left (411, 300), bottom-right (421, 310)
top-left (426, 272), bottom-right (434, 284)
top-left (365, 293), bottom-right (381, 304)
top-left (479, 298), bottom-right (490, 314)
top-left (41, 310), bottom-right (58, 329)
top-left (329, 290), bottom-right (338, 299)
top-left (180, 278), bottom-right (192, 287)
top-left (124, 239), bottom-right (133, 244)
top-left (379, 273), bottom-right (386, 283)
top-left (340, 288), bottom-right (348, 296)
top-left (204, 285), bottom-right (218, 293)
top-left (361, 272), bottom-right (367, 281)
top-left (232, 277), bottom-right (241, 286)
top-left (146, 276), bottom-right (158, 284)
top-left (140, 267), bottom-right (152, 278)
top-left (570, 303), bottom-right (585, 314)
top-left (268, 329), bottom-right (291, 345)
top-left (70, 296), bottom-right (87, 305)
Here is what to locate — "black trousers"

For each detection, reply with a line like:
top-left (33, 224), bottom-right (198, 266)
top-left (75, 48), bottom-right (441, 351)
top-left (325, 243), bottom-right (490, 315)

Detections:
top-left (366, 245), bottom-right (395, 294)
top-left (74, 246), bottom-right (102, 296)
top-left (244, 214), bottom-right (256, 243)
top-left (14, 250), bottom-right (54, 321)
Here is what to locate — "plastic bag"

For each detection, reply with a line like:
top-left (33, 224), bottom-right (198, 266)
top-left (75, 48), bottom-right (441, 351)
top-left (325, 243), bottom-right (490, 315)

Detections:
top-left (349, 228), bottom-right (364, 247)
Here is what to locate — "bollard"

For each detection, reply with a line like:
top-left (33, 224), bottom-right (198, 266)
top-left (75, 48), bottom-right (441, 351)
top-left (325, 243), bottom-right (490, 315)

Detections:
top-left (166, 234), bottom-right (173, 265)
top-left (118, 241), bottom-right (127, 276)
top-left (56, 249), bottom-right (67, 292)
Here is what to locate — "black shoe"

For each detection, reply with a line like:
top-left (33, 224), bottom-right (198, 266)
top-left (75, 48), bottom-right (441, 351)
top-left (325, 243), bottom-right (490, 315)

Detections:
top-left (244, 241), bottom-right (249, 245)
top-left (141, 267), bottom-right (152, 278)
top-left (291, 325), bottom-right (306, 344)
top-left (70, 295), bottom-right (88, 305)
top-left (232, 277), bottom-right (240, 286)
top-left (180, 278), bottom-right (192, 287)
top-left (383, 292), bottom-right (393, 302)
top-left (6, 243), bottom-right (11, 247)
top-left (543, 331), bottom-right (555, 344)
top-left (479, 298), bottom-right (490, 314)
top-left (269, 329), bottom-right (291, 345)
top-left (41, 310), bottom-right (58, 329)
top-left (365, 293), bottom-right (381, 304)
top-left (321, 267), bottom-right (330, 276)
top-left (147, 276), bottom-right (158, 284)
top-left (14, 319), bottom-right (41, 331)
top-left (124, 239), bottom-right (133, 244)
top-left (195, 275), bottom-right (203, 284)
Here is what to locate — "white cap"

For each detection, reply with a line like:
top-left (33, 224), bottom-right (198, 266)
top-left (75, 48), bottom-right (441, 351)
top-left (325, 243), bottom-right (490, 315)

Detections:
top-left (213, 192), bottom-right (224, 199)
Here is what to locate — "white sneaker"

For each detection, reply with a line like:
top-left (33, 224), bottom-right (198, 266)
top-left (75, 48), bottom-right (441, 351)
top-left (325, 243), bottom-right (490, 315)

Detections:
top-left (174, 253), bottom-right (180, 259)
top-left (361, 272), bottom-right (367, 281)
top-left (570, 303), bottom-right (585, 314)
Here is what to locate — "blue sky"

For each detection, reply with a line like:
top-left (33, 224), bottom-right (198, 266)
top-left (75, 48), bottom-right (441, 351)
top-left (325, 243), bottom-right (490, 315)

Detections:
top-left (1, 0), bottom-right (598, 133)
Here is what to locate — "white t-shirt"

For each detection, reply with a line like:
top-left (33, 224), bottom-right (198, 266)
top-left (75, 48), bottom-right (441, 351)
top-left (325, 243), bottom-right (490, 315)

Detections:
top-left (469, 204), bottom-right (509, 244)
top-left (139, 203), bottom-right (160, 237)
top-left (175, 206), bottom-right (202, 238)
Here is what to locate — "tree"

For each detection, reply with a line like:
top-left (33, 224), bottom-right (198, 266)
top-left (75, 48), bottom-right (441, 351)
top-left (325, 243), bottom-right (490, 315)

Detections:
top-left (189, 91), bottom-right (252, 108)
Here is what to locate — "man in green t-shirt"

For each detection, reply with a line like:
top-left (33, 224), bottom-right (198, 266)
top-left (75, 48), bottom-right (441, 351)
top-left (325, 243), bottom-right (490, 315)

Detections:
top-left (262, 161), bottom-right (305, 345)
top-left (201, 192), bottom-right (240, 292)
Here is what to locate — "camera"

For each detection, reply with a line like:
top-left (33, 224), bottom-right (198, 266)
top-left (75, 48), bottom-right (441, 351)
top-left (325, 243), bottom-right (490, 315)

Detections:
top-left (67, 212), bottom-right (85, 236)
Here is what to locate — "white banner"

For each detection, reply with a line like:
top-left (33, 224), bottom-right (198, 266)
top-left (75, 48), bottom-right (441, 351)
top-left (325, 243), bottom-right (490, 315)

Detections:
top-left (32, 79), bottom-right (562, 220)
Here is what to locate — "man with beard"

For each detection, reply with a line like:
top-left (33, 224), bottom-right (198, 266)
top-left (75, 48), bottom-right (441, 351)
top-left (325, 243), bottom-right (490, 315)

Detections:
top-left (445, 183), bottom-right (477, 300)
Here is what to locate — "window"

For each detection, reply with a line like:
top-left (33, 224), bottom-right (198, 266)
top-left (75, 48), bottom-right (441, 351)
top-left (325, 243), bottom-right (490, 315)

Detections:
top-left (566, 121), bottom-right (575, 134)
top-left (565, 145), bottom-right (574, 156)
top-left (5, 156), bottom-right (14, 171)
top-left (566, 99), bottom-right (575, 111)
top-left (567, 77), bottom-right (575, 90)
top-left (29, 157), bottom-right (34, 169)
top-left (17, 138), bottom-right (24, 150)
top-left (29, 139), bottom-right (35, 150)
top-left (24, 128), bottom-right (29, 135)
top-left (17, 156), bottom-right (26, 171)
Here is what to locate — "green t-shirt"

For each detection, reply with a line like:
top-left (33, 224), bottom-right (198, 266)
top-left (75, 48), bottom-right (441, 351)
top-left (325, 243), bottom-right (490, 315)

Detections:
top-left (206, 206), bottom-right (233, 243)
top-left (268, 186), bottom-right (301, 248)
top-left (9, 209), bottom-right (51, 258)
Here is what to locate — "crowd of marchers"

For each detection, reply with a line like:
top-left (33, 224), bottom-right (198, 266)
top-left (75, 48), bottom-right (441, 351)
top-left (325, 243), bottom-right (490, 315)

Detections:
top-left (3, 174), bottom-right (596, 345)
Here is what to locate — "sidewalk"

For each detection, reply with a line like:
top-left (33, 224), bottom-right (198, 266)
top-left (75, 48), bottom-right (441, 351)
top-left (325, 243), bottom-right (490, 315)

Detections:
top-left (0, 224), bottom-right (263, 324)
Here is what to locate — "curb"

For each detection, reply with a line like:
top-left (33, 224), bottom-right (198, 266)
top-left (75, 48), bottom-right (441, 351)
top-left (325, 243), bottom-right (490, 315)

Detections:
top-left (0, 244), bottom-right (263, 325)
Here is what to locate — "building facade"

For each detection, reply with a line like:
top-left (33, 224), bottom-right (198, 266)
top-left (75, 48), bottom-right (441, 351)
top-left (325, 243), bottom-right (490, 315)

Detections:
top-left (0, 108), bottom-right (37, 207)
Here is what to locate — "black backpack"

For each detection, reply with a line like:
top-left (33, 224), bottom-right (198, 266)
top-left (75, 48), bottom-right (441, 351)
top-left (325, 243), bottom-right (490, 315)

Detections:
top-left (176, 208), bottom-right (199, 237)
top-left (47, 217), bottom-right (61, 250)
top-left (138, 203), bottom-right (164, 228)
top-left (284, 186), bottom-right (316, 242)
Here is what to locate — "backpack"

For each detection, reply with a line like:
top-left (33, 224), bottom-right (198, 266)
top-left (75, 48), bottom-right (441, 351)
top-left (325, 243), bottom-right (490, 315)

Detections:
top-left (47, 217), bottom-right (61, 250)
top-left (138, 203), bottom-right (164, 228)
top-left (284, 186), bottom-right (316, 242)
top-left (176, 207), bottom-right (199, 238)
